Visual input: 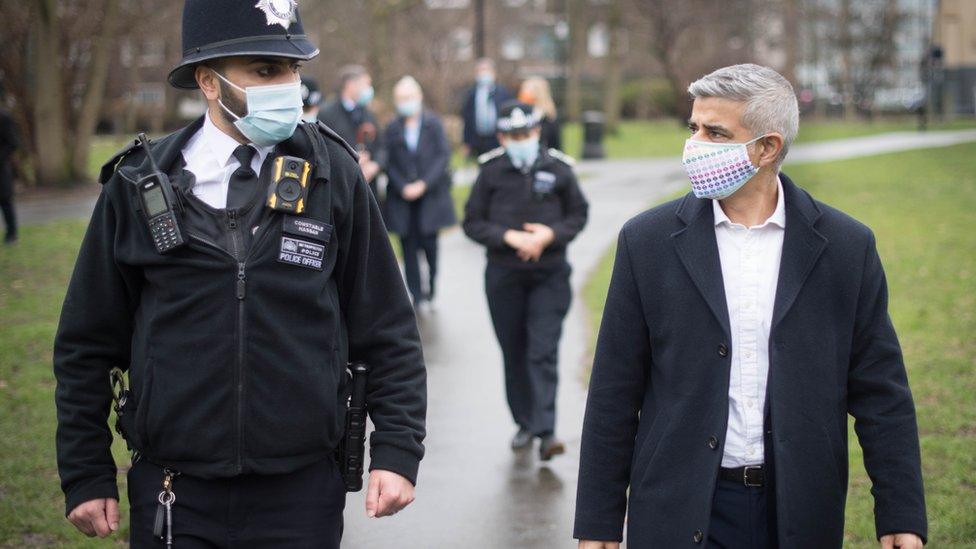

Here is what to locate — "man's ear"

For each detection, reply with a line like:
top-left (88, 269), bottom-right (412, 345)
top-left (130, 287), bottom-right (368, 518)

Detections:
top-left (196, 66), bottom-right (220, 101)
top-left (756, 133), bottom-right (784, 168)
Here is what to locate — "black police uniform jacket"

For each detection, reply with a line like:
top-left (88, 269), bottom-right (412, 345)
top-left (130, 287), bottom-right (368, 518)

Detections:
top-left (53, 118), bottom-right (426, 515)
top-left (462, 147), bottom-right (588, 268)
top-left (573, 175), bottom-right (926, 547)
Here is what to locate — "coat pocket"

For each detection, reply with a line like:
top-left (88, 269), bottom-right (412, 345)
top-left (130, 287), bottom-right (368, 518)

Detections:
top-left (630, 410), bottom-right (672, 488)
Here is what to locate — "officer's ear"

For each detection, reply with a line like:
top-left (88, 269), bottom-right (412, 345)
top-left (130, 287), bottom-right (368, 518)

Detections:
top-left (497, 133), bottom-right (508, 146)
top-left (197, 65), bottom-right (221, 101)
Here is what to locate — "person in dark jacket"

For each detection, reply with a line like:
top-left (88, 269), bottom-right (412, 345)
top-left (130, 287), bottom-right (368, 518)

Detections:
top-left (53, 2), bottom-right (426, 546)
top-left (463, 101), bottom-right (588, 461)
top-left (383, 76), bottom-right (457, 309)
top-left (318, 65), bottom-right (385, 195)
top-left (0, 103), bottom-right (18, 244)
top-left (575, 64), bottom-right (925, 549)
top-left (518, 76), bottom-right (562, 151)
top-left (460, 58), bottom-right (513, 159)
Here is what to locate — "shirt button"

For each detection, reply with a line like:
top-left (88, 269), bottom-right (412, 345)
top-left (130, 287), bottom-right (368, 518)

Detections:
top-left (717, 344), bottom-right (729, 357)
top-left (693, 530), bottom-right (704, 544)
top-left (744, 351), bottom-right (754, 359)
top-left (707, 436), bottom-right (719, 450)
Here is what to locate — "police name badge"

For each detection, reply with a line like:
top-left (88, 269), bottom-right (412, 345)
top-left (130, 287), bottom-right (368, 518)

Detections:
top-left (256, 0), bottom-right (297, 29)
top-left (532, 171), bottom-right (557, 195)
top-left (278, 215), bottom-right (331, 271)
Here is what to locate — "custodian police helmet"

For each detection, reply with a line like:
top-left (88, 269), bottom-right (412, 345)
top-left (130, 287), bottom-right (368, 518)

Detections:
top-left (496, 100), bottom-right (543, 133)
top-left (168, 0), bottom-right (320, 89)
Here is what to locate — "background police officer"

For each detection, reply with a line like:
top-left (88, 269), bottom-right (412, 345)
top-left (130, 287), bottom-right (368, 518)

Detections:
top-left (463, 101), bottom-right (588, 461)
top-left (53, 1), bottom-right (426, 546)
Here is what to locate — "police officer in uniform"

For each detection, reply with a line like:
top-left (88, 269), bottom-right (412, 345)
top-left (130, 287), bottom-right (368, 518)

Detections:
top-left (53, 1), bottom-right (426, 547)
top-left (463, 101), bottom-right (588, 460)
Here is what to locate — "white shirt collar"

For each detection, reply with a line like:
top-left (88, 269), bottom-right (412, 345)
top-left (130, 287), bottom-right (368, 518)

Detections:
top-left (713, 176), bottom-right (787, 229)
top-left (200, 110), bottom-right (273, 169)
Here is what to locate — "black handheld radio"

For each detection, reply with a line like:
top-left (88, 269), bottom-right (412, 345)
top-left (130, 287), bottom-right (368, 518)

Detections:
top-left (135, 133), bottom-right (186, 254)
top-left (341, 362), bottom-right (370, 492)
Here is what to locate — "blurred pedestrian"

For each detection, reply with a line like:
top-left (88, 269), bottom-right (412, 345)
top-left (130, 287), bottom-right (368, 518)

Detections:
top-left (0, 100), bottom-right (18, 245)
top-left (383, 76), bottom-right (457, 309)
top-left (518, 77), bottom-right (562, 151)
top-left (319, 65), bottom-right (385, 195)
top-left (463, 101), bottom-right (588, 461)
top-left (461, 58), bottom-right (513, 159)
top-left (300, 75), bottom-right (322, 123)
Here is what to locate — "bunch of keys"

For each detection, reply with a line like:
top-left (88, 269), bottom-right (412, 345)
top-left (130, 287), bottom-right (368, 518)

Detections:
top-left (153, 468), bottom-right (179, 548)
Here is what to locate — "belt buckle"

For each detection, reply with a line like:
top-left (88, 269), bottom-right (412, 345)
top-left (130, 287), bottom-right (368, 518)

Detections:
top-left (743, 465), bottom-right (763, 487)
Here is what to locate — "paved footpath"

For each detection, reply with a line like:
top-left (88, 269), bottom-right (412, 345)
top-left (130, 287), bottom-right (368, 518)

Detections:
top-left (15, 129), bottom-right (976, 547)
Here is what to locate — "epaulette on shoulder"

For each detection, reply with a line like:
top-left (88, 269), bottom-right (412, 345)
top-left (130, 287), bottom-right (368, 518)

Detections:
top-left (547, 148), bottom-right (576, 166)
top-left (478, 146), bottom-right (505, 165)
top-left (98, 138), bottom-right (143, 184)
top-left (316, 120), bottom-right (360, 162)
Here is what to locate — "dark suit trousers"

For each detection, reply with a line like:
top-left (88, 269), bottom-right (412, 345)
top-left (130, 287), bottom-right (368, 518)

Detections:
top-left (400, 203), bottom-right (439, 303)
top-left (707, 479), bottom-right (777, 549)
top-left (0, 196), bottom-right (15, 239)
top-left (485, 262), bottom-right (571, 437)
top-left (127, 457), bottom-right (345, 548)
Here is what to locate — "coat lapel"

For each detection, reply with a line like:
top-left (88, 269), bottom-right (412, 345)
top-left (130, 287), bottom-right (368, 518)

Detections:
top-left (671, 194), bottom-right (731, 338)
top-left (771, 174), bottom-right (828, 329)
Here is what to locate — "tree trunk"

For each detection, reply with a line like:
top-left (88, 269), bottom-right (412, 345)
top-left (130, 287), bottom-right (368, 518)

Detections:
top-left (602, 0), bottom-right (624, 132)
top-left (71, 0), bottom-right (119, 180)
top-left (30, 0), bottom-right (71, 186)
top-left (838, 0), bottom-right (857, 120)
top-left (565, 0), bottom-right (586, 122)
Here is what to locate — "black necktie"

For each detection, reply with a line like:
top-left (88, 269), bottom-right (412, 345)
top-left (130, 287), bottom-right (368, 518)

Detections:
top-left (227, 144), bottom-right (257, 210)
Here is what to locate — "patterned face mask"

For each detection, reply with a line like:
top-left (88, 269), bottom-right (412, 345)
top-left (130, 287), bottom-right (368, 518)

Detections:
top-left (682, 135), bottom-right (766, 200)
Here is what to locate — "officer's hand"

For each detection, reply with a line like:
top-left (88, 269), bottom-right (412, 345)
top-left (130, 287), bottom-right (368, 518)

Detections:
top-left (504, 229), bottom-right (532, 251)
top-left (67, 498), bottom-right (120, 538)
top-left (578, 541), bottom-right (620, 549)
top-left (880, 533), bottom-right (924, 549)
top-left (365, 469), bottom-right (415, 518)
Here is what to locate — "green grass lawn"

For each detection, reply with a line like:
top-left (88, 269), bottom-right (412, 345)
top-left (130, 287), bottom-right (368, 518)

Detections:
top-left (581, 143), bottom-right (976, 547)
top-left (0, 221), bottom-right (132, 547)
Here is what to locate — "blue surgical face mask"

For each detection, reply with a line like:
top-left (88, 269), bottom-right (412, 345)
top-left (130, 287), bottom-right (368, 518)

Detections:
top-left (504, 135), bottom-right (540, 170)
top-left (357, 85), bottom-right (374, 106)
top-left (476, 73), bottom-right (494, 86)
top-left (214, 71), bottom-right (303, 147)
top-left (396, 100), bottom-right (421, 118)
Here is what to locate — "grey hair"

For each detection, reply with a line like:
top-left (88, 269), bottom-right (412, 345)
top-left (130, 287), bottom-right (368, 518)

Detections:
top-left (688, 64), bottom-right (799, 165)
top-left (393, 75), bottom-right (423, 97)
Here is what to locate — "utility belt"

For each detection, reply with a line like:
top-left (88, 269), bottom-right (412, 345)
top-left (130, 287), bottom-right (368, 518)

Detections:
top-left (110, 362), bottom-right (369, 545)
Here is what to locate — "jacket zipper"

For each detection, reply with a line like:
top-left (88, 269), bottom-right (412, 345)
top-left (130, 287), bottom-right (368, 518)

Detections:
top-left (186, 211), bottom-right (278, 475)
top-left (235, 260), bottom-right (246, 473)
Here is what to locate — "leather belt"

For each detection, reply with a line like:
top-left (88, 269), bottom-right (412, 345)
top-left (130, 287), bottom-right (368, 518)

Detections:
top-left (719, 465), bottom-right (765, 487)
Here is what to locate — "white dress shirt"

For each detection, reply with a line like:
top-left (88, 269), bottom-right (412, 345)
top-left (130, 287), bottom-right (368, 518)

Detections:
top-left (181, 112), bottom-right (273, 209)
top-left (713, 178), bottom-right (786, 468)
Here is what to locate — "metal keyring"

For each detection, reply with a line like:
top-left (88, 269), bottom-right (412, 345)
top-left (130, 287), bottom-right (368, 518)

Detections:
top-left (158, 491), bottom-right (176, 506)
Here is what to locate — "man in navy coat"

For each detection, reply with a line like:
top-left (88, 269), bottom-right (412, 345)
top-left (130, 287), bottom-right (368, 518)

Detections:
top-left (460, 58), bottom-right (513, 159)
top-left (574, 64), bottom-right (926, 548)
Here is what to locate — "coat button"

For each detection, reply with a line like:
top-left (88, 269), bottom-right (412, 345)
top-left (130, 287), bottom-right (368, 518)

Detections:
top-left (707, 436), bottom-right (719, 449)
top-left (693, 530), bottom-right (704, 543)
top-left (717, 343), bottom-right (729, 357)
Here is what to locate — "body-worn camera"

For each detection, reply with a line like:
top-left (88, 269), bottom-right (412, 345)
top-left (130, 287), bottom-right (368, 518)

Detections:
top-left (135, 133), bottom-right (186, 254)
top-left (267, 155), bottom-right (311, 214)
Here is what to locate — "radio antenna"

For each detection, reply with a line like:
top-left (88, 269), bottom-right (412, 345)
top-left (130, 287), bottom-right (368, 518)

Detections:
top-left (137, 133), bottom-right (162, 174)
